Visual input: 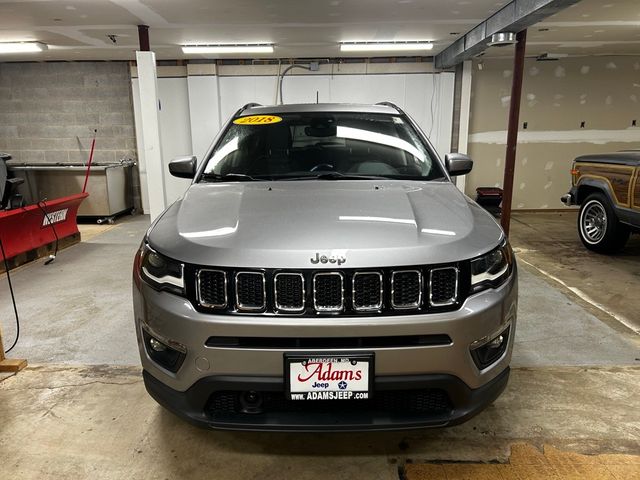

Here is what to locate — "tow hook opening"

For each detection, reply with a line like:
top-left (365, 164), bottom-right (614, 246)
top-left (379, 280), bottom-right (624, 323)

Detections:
top-left (240, 391), bottom-right (264, 414)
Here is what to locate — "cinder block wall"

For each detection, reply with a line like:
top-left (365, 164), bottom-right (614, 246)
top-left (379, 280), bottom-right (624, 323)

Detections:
top-left (0, 61), bottom-right (136, 164)
top-left (0, 61), bottom-right (140, 208)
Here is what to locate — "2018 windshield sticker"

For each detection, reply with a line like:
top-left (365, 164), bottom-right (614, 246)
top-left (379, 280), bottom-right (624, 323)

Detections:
top-left (233, 115), bottom-right (283, 125)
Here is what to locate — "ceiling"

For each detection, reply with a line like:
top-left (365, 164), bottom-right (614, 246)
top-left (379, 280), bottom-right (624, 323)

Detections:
top-left (0, 0), bottom-right (509, 61)
top-left (0, 0), bottom-right (637, 63)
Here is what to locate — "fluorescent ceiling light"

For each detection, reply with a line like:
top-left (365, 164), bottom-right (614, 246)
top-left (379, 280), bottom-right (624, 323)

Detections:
top-left (0, 42), bottom-right (47, 54)
top-left (182, 44), bottom-right (273, 54)
top-left (340, 41), bottom-right (433, 52)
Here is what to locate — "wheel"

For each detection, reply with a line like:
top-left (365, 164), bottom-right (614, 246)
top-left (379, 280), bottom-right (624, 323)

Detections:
top-left (578, 193), bottom-right (630, 253)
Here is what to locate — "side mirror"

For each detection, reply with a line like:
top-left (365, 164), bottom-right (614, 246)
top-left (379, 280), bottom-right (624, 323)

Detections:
top-left (169, 155), bottom-right (197, 179)
top-left (445, 153), bottom-right (473, 177)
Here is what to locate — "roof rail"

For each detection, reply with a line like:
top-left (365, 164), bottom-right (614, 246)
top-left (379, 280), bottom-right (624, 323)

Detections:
top-left (375, 101), bottom-right (404, 114)
top-left (232, 102), bottom-right (262, 119)
top-left (240, 102), bottom-right (262, 112)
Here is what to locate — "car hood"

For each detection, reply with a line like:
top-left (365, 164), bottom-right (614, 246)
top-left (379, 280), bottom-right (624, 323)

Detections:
top-left (148, 181), bottom-right (504, 269)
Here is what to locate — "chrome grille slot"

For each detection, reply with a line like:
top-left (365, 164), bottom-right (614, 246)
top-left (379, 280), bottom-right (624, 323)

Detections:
top-left (313, 272), bottom-right (344, 312)
top-left (274, 273), bottom-right (305, 312)
top-left (391, 270), bottom-right (422, 309)
top-left (352, 272), bottom-right (383, 311)
top-left (235, 271), bottom-right (266, 311)
top-left (429, 267), bottom-right (459, 306)
top-left (197, 269), bottom-right (227, 308)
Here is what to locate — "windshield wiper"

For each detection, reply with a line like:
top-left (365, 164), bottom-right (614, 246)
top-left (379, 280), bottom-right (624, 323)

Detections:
top-left (201, 173), bottom-right (270, 182)
top-left (277, 172), bottom-right (390, 181)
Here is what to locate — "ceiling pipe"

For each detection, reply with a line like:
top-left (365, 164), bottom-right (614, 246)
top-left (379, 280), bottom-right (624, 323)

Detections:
top-left (434, 0), bottom-right (580, 69)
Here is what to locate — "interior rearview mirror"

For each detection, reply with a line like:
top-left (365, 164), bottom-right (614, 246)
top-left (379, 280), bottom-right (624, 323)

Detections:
top-left (169, 155), bottom-right (197, 179)
top-left (445, 153), bottom-right (473, 177)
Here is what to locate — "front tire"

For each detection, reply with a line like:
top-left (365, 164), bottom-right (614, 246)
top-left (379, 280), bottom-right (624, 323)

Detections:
top-left (578, 193), bottom-right (629, 253)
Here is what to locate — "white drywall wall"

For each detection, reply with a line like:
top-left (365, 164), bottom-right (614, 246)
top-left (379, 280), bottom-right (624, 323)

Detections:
top-left (157, 77), bottom-right (193, 204)
top-left (132, 65), bottom-right (456, 213)
top-left (216, 72), bottom-right (455, 157)
top-left (187, 74), bottom-right (221, 162)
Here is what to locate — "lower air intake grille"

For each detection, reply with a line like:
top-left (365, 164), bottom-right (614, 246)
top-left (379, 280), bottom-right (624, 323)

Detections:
top-left (391, 270), bottom-right (422, 309)
top-left (235, 272), bottom-right (266, 311)
top-left (274, 273), bottom-right (305, 312)
top-left (208, 389), bottom-right (452, 415)
top-left (429, 267), bottom-right (458, 306)
top-left (313, 273), bottom-right (344, 312)
top-left (197, 270), bottom-right (227, 308)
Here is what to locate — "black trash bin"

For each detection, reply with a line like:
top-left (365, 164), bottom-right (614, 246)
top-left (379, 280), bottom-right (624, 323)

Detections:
top-left (475, 187), bottom-right (503, 217)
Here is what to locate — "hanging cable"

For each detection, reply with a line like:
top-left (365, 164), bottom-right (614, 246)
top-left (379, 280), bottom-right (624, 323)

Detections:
top-left (273, 59), bottom-right (282, 105)
top-left (37, 200), bottom-right (59, 265)
top-left (278, 64), bottom-right (311, 105)
top-left (0, 237), bottom-right (20, 354)
top-left (429, 73), bottom-right (438, 138)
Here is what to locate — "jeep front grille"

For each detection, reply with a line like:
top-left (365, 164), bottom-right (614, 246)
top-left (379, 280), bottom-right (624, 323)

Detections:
top-left (352, 272), bottom-right (383, 311)
top-left (429, 267), bottom-right (458, 306)
top-left (274, 273), bottom-right (305, 312)
top-left (194, 264), bottom-right (463, 316)
top-left (197, 269), bottom-right (227, 308)
top-left (391, 270), bottom-right (422, 309)
top-left (235, 272), bottom-right (266, 311)
top-left (313, 272), bottom-right (344, 312)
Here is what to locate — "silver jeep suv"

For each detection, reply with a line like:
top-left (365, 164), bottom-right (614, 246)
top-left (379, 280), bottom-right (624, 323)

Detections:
top-left (133, 102), bottom-right (517, 431)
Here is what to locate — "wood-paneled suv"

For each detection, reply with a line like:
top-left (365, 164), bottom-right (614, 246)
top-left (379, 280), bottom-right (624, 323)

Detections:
top-left (562, 151), bottom-right (640, 253)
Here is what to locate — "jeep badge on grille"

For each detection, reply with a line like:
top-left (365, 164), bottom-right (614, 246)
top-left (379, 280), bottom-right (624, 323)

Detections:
top-left (310, 252), bottom-right (346, 266)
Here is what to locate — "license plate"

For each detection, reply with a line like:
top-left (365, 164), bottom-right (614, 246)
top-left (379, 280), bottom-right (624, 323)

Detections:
top-left (285, 354), bottom-right (373, 401)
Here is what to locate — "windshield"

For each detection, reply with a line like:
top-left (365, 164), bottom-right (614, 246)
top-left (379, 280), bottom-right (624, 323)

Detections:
top-left (200, 112), bottom-right (445, 181)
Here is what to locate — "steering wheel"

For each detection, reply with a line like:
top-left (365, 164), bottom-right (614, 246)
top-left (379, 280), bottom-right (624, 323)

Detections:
top-left (310, 163), bottom-right (335, 172)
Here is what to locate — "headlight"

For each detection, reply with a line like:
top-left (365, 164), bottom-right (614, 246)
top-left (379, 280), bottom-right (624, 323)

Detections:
top-left (139, 243), bottom-right (185, 295)
top-left (471, 238), bottom-right (514, 292)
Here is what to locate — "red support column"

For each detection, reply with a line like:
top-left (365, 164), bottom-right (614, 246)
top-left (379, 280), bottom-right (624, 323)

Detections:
top-left (500, 29), bottom-right (527, 235)
top-left (138, 25), bottom-right (150, 52)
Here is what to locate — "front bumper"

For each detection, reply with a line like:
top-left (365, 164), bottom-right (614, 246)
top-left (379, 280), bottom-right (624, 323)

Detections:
top-left (143, 366), bottom-right (510, 431)
top-left (561, 186), bottom-right (578, 206)
top-left (134, 268), bottom-right (517, 430)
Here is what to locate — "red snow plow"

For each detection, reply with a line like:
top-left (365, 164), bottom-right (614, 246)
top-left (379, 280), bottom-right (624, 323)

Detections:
top-left (0, 152), bottom-right (88, 270)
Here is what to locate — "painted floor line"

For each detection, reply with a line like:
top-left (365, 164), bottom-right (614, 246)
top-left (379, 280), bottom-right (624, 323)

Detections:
top-left (518, 257), bottom-right (640, 335)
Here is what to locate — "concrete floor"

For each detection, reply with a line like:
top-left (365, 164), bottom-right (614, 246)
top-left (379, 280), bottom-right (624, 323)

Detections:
top-left (510, 210), bottom-right (640, 334)
top-left (1, 212), bottom-right (639, 479)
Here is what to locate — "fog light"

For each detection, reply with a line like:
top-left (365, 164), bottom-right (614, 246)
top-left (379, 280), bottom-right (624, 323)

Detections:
top-left (149, 337), bottom-right (167, 352)
top-left (487, 335), bottom-right (504, 349)
top-left (142, 329), bottom-right (186, 373)
top-left (471, 326), bottom-right (510, 370)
